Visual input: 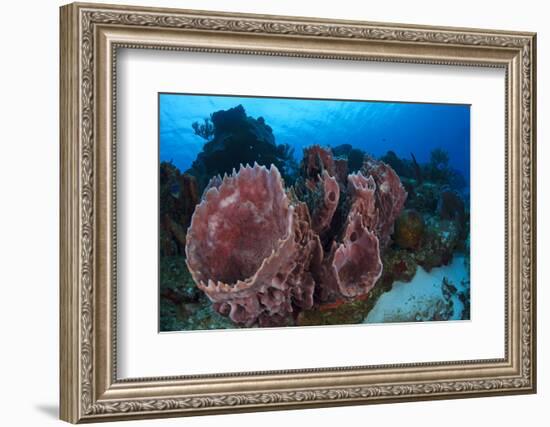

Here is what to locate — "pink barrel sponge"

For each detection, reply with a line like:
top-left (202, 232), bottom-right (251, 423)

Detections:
top-left (362, 156), bottom-right (408, 246)
top-left (185, 148), bottom-right (407, 326)
top-left (185, 163), bottom-right (321, 326)
top-left (322, 212), bottom-right (383, 299)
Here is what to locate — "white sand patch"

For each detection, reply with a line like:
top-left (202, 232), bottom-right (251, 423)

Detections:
top-left (365, 255), bottom-right (469, 324)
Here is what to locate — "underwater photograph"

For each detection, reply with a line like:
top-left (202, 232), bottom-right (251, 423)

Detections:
top-left (158, 93), bottom-right (471, 332)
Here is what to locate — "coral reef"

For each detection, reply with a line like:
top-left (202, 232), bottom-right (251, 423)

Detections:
top-left (159, 105), bottom-right (470, 330)
top-left (332, 143), bottom-right (365, 173)
top-left (424, 148), bottom-right (467, 190)
top-left (405, 181), bottom-right (440, 213)
top-left (415, 217), bottom-right (461, 271)
top-left (380, 150), bottom-right (414, 180)
top-left (185, 146), bottom-right (408, 326)
top-left (382, 248), bottom-right (418, 284)
top-left (438, 189), bottom-right (466, 223)
top-left (186, 105), bottom-right (296, 190)
top-left (160, 256), bottom-right (236, 331)
top-left (159, 161), bottom-right (200, 256)
top-left (297, 148), bottom-right (469, 326)
top-left (394, 209), bottom-right (425, 250)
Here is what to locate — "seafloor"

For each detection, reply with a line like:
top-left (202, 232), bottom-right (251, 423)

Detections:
top-left (160, 253), bottom-right (469, 331)
top-left (365, 255), bottom-right (470, 324)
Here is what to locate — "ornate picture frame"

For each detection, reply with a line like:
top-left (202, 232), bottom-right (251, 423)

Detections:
top-left (60, 2), bottom-right (536, 423)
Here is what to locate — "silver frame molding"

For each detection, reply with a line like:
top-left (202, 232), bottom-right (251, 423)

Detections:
top-left (60, 2), bottom-right (536, 423)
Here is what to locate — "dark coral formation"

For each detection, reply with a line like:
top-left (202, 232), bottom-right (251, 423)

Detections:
top-left (159, 161), bottom-right (200, 256)
top-left (186, 105), bottom-right (296, 191)
top-left (185, 145), bottom-right (408, 326)
top-left (394, 209), bottom-right (425, 250)
top-left (380, 150), bottom-right (414, 179)
top-left (332, 144), bottom-right (365, 173)
top-left (192, 117), bottom-right (215, 140)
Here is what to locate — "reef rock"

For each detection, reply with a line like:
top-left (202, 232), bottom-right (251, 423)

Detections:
top-left (414, 216), bottom-right (461, 271)
top-left (405, 181), bottom-right (439, 213)
top-left (394, 209), bottom-right (425, 250)
top-left (437, 189), bottom-right (466, 223)
top-left (185, 163), bottom-right (321, 327)
top-left (380, 150), bottom-right (414, 179)
top-left (159, 162), bottom-right (200, 256)
top-left (381, 248), bottom-right (418, 284)
top-left (332, 144), bottom-right (365, 173)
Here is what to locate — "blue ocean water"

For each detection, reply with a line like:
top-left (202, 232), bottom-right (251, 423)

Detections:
top-left (159, 93), bottom-right (470, 181)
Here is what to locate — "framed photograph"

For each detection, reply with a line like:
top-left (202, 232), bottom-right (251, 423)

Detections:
top-left (60, 2), bottom-right (537, 423)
